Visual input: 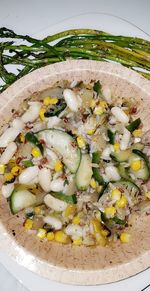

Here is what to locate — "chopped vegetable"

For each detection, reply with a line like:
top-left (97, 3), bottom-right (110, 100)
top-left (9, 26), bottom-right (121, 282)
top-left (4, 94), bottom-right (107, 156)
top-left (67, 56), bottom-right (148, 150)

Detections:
top-left (107, 129), bottom-right (115, 144)
top-left (50, 192), bottom-right (77, 204)
top-left (22, 160), bottom-right (34, 168)
top-left (126, 118), bottom-right (141, 132)
top-left (93, 80), bottom-right (101, 95)
top-left (25, 132), bottom-right (44, 154)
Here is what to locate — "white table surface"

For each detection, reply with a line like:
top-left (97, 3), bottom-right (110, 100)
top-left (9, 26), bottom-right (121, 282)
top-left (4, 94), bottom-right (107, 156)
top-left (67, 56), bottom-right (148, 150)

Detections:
top-left (0, 1), bottom-right (150, 291)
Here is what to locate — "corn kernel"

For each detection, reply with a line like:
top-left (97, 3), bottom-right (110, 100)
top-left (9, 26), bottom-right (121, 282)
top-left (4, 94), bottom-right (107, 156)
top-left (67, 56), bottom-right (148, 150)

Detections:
top-left (47, 232), bottom-right (55, 241)
top-left (95, 232), bottom-right (106, 246)
top-left (101, 229), bottom-right (110, 237)
top-left (72, 215), bottom-right (80, 224)
top-left (113, 143), bottom-right (120, 151)
top-left (111, 188), bottom-right (121, 201)
top-left (54, 160), bottom-right (63, 172)
top-left (34, 207), bottom-right (41, 215)
top-left (86, 128), bottom-right (95, 135)
top-left (77, 136), bottom-right (86, 148)
top-left (4, 172), bottom-right (14, 183)
top-left (104, 207), bottom-right (116, 218)
top-left (131, 159), bottom-right (141, 171)
top-left (0, 164), bottom-right (5, 175)
top-left (94, 105), bottom-right (103, 115)
top-left (116, 195), bottom-right (127, 208)
top-left (91, 219), bottom-right (102, 233)
top-left (39, 108), bottom-right (46, 121)
top-left (64, 205), bottom-right (76, 217)
top-left (73, 238), bottom-right (82, 246)
top-left (54, 230), bottom-right (70, 243)
top-left (37, 228), bottom-right (47, 239)
top-left (11, 165), bottom-right (22, 176)
top-left (20, 133), bottom-right (25, 143)
top-left (90, 178), bottom-right (97, 189)
top-left (120, 232), bottom-right (131, 243)
top-left (99, 100), bottom-right (108, 108)
top-left (43, 96), bottom-right (51, 106)
top-left (133, 129), bottom-right (142, 137)
top-left (31, 147), bottom-right (41, 158)
top-left (49, 97), bottom-right (58, 105)
top-left (90, 99), bottom-right (96, 109)
top-left (145, 191), bottom-right (150, 200)
top-left (24, 219), bottom-right (33, 230)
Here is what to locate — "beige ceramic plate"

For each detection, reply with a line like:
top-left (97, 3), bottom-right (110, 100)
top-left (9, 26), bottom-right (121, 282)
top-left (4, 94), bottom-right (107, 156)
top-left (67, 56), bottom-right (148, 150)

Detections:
top-left (0, 60), bottom-right (150, 285)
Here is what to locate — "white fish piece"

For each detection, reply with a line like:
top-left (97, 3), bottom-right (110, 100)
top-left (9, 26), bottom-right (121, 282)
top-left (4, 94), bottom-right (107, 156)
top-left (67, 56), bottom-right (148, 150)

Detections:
top-left (0, 128), bottom-right (21, 147)
top-left (105, 165), bottom-right (121, 181)
top-left (120, 128), bottom-right (131, 150)
top-left (65, 224), bottom-right (83, 237)
top-left (102, 87), bottom-right (112, 104)
top-left (38, 168), bottom-right (51, 192)
top-left (19, 166), bottom-right (39, 184)
top-left (50, 178), bottom-right (64, 192)
top-left (63, 89), bottom-right (81, 112)
top-left (47, 116), bottom-right (61, 128)
top-left (43, 216), bottom-right (62, 230)
top-left (1, 183), bottom-right (14, 198)
top-left (111, 107), bottom-right (129, 123)
top-left (0, 142), bottom-right (17, 164)
top-left (11, 118), bottom-right (24, 130)
top-left (21, 102), bottom-right (41, 123)
top-left (44, 194), bottom-right (67, 211)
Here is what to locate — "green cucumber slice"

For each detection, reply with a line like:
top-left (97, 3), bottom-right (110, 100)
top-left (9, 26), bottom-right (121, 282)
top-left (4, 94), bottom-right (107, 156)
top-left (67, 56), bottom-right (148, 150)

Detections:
top-left (111, 149), bottom-right (131, 162)
top-left (107, 129), bottom-right (115, 145)
top-left (10, 189), bottom-right (36, 214)
top-left (38, 129), bottom-right (81, 173)
top-left (126, 118), bottom-right (141, 132)
top-left (76, 154), bottom-right (93, 190)
top-left (50, 192), bottom-right (77, 204)
top-left (129, 149), bottom-right (150, 180)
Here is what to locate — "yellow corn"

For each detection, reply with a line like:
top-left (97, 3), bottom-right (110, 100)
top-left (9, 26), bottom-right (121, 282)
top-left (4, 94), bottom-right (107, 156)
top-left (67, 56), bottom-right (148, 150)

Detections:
top-left (34, 207), bottom-right (41, 215)
top-left (37, 228), bottom-right (47, 239)
top-left (116, 195), bottom-right (127, 208)
top-left (90, 178), bottom-right (97, 189)
top-left (0, 164), bottom-right (5, 175)
top-left (72, 215), bottom-right (80, 225)
top-left (47, 232), bottom-right (55, 241)
top-left (90, 99), bottom-right (96, 109)
top-left (101, 229), bottom-right (110, 237)
top-left (99, 100), bottom-right (108, 108)
top-left (131, 159), bottom-right (141, 171)
top-left (86, 128), bottom-right (95, 135)
top-left (91, 219), bottom-right (102, 233)
top-left (111, 188), bottom-right (121, 201)
top-left (54, 230), bottom-right (70, 243)
top-left (43, 96), bottom-right (51, 106)
top-left (77, 136), bottom-right (86, 148)
top-left (20, 133), bottom-right (25, 143)
top-left (64, 205), bottom-right (76, 217)
top-left (95, 232), bottom-right (106, 246)
top-left (73, 238), bottom-right (82, 246)
top-left (113, 143), bottom-right (120, 151)
top-left (54, 160), bottom-right (63, 172)
top-left (39, 108), bottom-right (46, 121)
top-left (133, 129), bottom-right (142, 137)
top-left (11, 165), bottom-right (22, 176)
top-left (4, 172), bottom-right (14, 183)
top-left (120, 232), bottom-right (131, 243)
top-left (145, 191), bottom-right (150, 200)
top-left (104, 206), bottom-right (116, 218)
top-left (24, 219), bottom-right (33, 230)
top-left (94, 105), bottom-right (103, 115)
top-left (31, 147), bottom-right (41, 158)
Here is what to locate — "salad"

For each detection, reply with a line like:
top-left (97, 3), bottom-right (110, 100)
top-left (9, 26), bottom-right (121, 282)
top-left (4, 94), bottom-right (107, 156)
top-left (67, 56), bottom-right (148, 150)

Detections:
top-left (0, 80), bottom-right (150, 246)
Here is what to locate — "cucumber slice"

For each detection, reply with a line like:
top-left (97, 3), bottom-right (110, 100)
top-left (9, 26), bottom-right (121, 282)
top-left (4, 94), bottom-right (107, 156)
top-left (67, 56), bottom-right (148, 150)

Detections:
top-left (129, 150), bottom-right (150, 180)
top-left (132, 143), bottom-right (144, 151)
top-left (118, 164), bottom-right (131, 180)
top-left (25, 132), bottom-right (44, 154)
top-left (126, 118), bottom-right (141, 132)
top-left (111, 149), bottom-right (131, 162)
top-left (76, 154), bottom-right (93, 190)
top-left (107, 129), bottom-right (115, 145)
top-left (92, 151), bottom-right (105, 185)
top-left (38, 129), bottom-right (81, 173)
top-left (50, 192), bottom-right (77, 204)
top-left (92, 151), bottom-right (101, 164)
top-left (10, 189), bottom-right (36, 214)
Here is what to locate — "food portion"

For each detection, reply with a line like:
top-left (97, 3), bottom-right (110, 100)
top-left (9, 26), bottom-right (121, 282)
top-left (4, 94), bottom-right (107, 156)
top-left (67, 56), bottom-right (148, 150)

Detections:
top-left (0, 27), bottom-right (150, 93)
top-left (0, 80), bottom-right (150, 246)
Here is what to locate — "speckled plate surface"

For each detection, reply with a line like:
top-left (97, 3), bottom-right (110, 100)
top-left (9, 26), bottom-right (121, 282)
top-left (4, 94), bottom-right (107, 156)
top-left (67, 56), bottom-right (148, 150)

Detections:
top-left (0, 60), bottom-right (150, 285)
